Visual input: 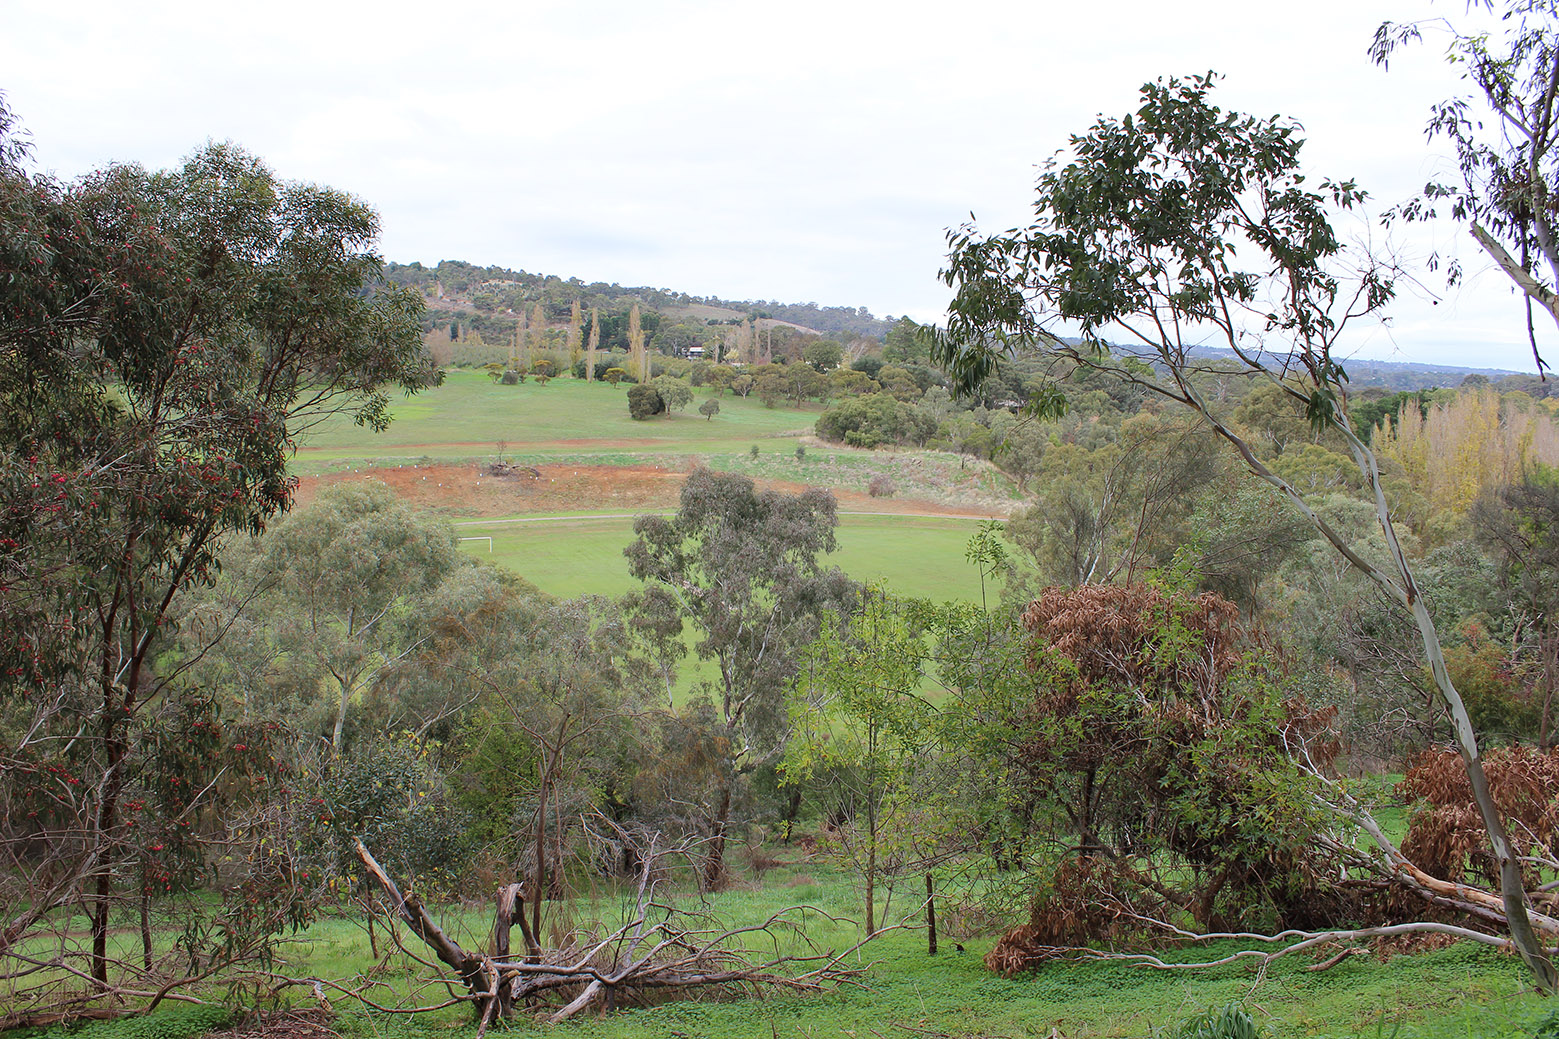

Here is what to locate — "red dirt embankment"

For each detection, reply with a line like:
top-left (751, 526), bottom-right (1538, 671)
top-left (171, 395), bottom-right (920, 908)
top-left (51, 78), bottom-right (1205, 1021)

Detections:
top-left (294, 463), bottom-right (1004, 520)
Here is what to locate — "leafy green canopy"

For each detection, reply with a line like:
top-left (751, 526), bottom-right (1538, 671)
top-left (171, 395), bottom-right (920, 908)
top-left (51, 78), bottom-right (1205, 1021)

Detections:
top-left (928, 73), bottom-right (1389, 427)
top-left (924, 73), bottom-right (1558, 992)
top-left (624, 468), bottom-right (858, 885)
top-left (1, 112), bottom-right (438, 689)
top-left (0, 95), bottom-right (437, 992)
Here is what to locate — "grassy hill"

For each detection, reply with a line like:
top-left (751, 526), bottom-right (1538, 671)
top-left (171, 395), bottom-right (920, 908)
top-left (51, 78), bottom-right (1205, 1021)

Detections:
top-left (296, 369), bottom-right (816, 462)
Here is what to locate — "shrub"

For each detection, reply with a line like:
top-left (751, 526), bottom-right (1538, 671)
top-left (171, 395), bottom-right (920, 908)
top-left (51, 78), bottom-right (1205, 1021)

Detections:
top-left (1399, 745), bottom-right (1559, 889)
top-left (1166, 1004), bottom-right (1267, 1039)
top-left (867, 475), bottom-right (895, 497)
top-left (572, 352), bottom-right (636, 382)
top-left (977, 584), bottom-right (1343, 971)
top-left (309, 739), bottom-right (471, 897)
top-left (817, 393), bottom-right (935, 447)
top-left (627, 383), bottom-right (665, 420)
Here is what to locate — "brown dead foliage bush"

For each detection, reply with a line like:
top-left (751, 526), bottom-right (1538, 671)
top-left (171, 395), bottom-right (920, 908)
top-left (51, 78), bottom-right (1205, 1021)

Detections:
top-left (1022, 585), bottom-right (1244, 699)
top-left (985, 858), bottom-right (1164, 977)
top-left (1003, 585), bottom-right (1344, 931)
top-left (1399, 745), bottom-right (1559, 889)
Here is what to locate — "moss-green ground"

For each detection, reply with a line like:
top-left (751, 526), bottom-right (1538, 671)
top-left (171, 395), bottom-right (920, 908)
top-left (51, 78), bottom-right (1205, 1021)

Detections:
top-left (12, 860), bottom-right (1546, 1039)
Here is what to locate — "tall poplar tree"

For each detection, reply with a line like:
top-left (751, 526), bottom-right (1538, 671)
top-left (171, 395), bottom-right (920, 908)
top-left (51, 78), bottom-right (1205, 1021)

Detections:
top-left (629, 302), bottom-right (647, 382)
top-left (530, 302), bottom-right (546, 368)
top-left (586, 307), bottom-right (600, 382)
top-left (568, 299), bottom-right (583, 368)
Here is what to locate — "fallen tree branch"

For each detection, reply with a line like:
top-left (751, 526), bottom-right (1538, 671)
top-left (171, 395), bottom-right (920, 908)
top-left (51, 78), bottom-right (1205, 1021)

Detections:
top-left (351, 832), bottom-right (872, 1023)
top-left (1071, 920), bottom-right (1551, 972)
top-left (1313, 777), bottom-right (1559, 938)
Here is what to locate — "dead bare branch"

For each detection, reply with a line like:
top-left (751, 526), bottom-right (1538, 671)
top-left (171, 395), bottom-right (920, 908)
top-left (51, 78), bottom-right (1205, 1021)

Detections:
top-left (351, 833), bottom-right (872, 1023)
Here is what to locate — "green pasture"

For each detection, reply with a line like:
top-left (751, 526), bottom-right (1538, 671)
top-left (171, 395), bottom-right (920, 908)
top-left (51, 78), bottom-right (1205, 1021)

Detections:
top-left (454, 512), bottom-right (991, 603)
top-left (284, 862), bottom-right (1553, 1038)
top-left (451, 512), bottom-right (991, 708)
top-left (296, 370), bottom-right (817, 459)
top-left (288, 368), bottom-right (1022, 514)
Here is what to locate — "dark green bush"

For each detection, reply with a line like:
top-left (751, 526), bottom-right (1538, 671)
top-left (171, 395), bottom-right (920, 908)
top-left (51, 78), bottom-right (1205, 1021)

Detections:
top-left (817, 393), bottom-right (935, 447)
top-left (628, 383), bottom-right (666, 420)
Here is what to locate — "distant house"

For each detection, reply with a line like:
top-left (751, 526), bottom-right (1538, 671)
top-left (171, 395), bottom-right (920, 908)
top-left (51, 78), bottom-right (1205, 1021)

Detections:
top-left (688, 346), bottom-right (706, 359)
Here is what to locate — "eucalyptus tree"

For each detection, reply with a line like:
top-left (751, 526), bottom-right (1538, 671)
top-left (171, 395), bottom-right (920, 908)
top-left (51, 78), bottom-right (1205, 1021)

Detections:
top-left (0, 98), bottom-right (436, 999)
top-left (244, 480), bottom-right (464, 752)
top-left (926, 73), bottom-right (1557, 989)
top-left (1373, 0), bottom-right (1559, 376)
top-left (623, 468), bottom-right (858, 887)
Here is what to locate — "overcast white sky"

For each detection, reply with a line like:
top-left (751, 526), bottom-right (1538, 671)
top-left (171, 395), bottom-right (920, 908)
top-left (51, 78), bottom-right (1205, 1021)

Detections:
top-left (3, 0), bottom-right (1546, 371)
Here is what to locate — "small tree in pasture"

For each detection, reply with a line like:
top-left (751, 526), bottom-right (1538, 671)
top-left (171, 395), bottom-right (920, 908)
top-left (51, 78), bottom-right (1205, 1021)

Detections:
top-left (785, 588), bottom-right (934, 934)
top-left (623, 469), bottom-right (858, 887)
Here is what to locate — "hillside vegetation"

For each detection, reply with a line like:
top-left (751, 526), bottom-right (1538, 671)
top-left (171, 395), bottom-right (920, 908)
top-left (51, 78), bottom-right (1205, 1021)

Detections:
top-left (11, 64), bottom-right (1559, 1039)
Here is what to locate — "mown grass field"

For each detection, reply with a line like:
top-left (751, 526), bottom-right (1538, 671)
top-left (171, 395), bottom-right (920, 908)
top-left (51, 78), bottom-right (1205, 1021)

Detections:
top-left (296, 370), bottom-right (817, 458)
top-left (290, 370), bottom-right (1020, 511)
top-left (292, 368), bottom-right (1016, 606)
top-left (454, 512), bottom-right (993, 603)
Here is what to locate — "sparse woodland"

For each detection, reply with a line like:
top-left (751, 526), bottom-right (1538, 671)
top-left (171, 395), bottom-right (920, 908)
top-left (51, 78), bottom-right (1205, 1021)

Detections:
top-left (7, 6), bottom-right (1559, 1034)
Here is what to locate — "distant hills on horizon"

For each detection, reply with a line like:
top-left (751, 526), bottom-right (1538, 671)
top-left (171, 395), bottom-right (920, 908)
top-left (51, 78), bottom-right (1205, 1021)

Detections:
top-left (390, 258), bottom-right (1541, 393)
top-left (1176, 344), bottom-right (1529, 391)
top-left (385, 259), bottom-right (894, 340)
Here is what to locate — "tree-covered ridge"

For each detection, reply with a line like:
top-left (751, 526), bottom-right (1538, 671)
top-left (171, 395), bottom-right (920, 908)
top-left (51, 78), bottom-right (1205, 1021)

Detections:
top-left (395, 258), bottom-right (1536, 398)
top-left (384, 258), bottom-right (893, 340)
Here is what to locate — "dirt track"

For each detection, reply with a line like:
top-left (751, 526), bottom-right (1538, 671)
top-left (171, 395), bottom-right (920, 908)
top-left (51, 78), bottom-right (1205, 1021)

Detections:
top-left (294, 462), bottom-right (1006, 520)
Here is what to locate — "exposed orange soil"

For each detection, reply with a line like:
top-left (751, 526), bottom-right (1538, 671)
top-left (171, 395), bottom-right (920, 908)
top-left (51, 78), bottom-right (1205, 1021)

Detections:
top-left (294, 463), bottom-right (1003, 520)
top-left (294, 437), bottom-right (659, 454)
